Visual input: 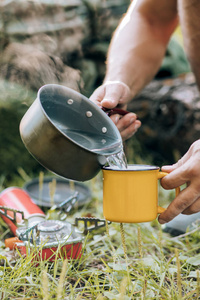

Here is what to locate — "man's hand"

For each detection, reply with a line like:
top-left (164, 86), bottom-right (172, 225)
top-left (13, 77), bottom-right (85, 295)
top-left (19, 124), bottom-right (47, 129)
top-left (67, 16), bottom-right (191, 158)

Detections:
top-left (158, 139), bottom-right (200, 224)
top-left (90, 81), bottom-right (141, 141)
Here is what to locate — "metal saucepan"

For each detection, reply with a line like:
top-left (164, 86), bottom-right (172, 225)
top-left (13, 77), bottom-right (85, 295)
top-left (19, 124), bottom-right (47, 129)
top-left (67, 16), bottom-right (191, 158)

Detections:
top-left (20, 84), bottom-right (123, 181)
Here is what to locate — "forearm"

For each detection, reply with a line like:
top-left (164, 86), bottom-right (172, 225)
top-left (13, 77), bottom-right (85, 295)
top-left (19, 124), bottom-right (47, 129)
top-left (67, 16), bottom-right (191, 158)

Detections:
top-left (105, 16), bottom-right (167, 98)
top-left (104, 1), bottom-right (178, 99)
top-left (178, 0), bottom-right (200, 89)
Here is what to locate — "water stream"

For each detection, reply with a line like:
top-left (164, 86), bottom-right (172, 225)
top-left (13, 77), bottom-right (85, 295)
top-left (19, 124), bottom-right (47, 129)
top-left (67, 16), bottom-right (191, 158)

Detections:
top-left (106, 149), bottom-right (128, 170)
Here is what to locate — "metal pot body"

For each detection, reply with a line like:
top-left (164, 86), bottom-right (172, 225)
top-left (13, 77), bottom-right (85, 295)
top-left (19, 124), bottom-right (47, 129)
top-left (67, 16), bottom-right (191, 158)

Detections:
top-left (20, 84), bottom-right (122, 181)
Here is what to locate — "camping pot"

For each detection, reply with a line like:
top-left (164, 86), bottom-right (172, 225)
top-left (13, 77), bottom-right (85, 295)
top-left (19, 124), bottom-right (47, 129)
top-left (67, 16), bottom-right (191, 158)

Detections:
top-left (20, 84), bottom-right (123, 181)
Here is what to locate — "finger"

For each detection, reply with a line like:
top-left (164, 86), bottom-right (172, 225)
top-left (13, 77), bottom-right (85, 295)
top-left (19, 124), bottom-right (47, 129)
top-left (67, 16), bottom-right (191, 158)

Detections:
top-left (182, 197), bottom-right (200, 214)
top-left (115, 113), bottom-right (138, 129)
top-left (161, 162), bottom-right (191, 190)
top-left (114, 112), bottom-right (141, 140)
top-left (110, 112), bottom-right (137, 124)
top-left (89, 86), bottom-right (106, 105)
top-left (162, 141), bottom-right (200, 173)
top-left (120, 120), bottom-right (141, 141)
top-left (110, 114), bottom-right (120, 125)
top-left (161, 165), bottom-right (177, 173)
top-left (101, 95), bottom-right (122, 109)
top-left (158, 184), bottom-right (199, 224)
top-left (101, 83), bottom-right (130, 108)
top-left (109, 113), bottom-right (141, 140)
top-left (161, 156), bottom-right (188, 174)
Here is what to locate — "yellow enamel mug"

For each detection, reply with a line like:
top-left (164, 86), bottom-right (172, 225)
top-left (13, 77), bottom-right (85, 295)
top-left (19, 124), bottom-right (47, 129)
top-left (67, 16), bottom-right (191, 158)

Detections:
top-left (102, 164), bottom-right (180, 223)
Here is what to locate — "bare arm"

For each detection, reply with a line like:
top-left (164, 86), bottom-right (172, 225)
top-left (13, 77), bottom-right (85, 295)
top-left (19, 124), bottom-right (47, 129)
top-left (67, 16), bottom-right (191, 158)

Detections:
top-left (90, 0), bottom-right (178, 140)
top-left (105, 0), bottom-right (179, 99)
top-left (178, 0), bottom-right (200, 89)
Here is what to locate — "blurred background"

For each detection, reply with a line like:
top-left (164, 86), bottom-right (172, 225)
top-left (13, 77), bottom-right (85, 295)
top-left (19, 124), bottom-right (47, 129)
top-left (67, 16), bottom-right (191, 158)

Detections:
top-left (0, 0), bottom-right (199, 186)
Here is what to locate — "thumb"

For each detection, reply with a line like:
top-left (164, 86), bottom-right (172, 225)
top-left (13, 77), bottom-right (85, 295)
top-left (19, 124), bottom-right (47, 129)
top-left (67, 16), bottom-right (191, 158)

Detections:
top-left (161, 144), bottom-right (195, 174)
top-left (161, 164), bottom-right (177, 173)
top-left (101, 81), bottom-right (131, 109)
top-left (101, 91), bottom-right (121, 109)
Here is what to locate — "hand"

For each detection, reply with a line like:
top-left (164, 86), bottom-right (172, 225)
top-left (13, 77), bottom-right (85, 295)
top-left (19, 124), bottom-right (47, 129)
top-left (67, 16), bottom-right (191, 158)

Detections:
top-left (89, 81), bottom-right (141, 141)
top-left (158, 139), bottom-right (200, 224)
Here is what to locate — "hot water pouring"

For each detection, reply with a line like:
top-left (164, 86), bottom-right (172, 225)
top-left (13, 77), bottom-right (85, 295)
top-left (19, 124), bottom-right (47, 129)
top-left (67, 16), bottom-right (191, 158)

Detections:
top-left (19, 84), bottom-right (128, 181)
top-left (3, 83), bottom-right (180, 262)
top-left (1, 83), bottom-right (181, 266)
top-left (19, 84), bottom-right (179, 225)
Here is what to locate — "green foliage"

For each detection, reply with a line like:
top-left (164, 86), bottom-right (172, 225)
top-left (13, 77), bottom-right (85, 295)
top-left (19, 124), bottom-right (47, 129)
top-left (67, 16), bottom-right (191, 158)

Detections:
top-left (1, 175), bottom-right (200, 299)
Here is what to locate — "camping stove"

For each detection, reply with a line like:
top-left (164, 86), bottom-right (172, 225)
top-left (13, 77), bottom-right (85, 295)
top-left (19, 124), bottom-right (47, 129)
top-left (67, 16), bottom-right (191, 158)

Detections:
top-left (0, 187), bottom-right (109, 261)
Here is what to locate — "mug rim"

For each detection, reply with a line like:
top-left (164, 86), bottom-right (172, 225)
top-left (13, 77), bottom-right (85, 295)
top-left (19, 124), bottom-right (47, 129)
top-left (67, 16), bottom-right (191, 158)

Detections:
top-left (102, 164), bottom-right (160, 171)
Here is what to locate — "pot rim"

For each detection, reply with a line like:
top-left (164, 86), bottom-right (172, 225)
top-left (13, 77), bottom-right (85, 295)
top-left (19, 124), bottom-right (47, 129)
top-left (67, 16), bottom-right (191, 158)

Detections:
top-left (37, 84), bottom-right (123, 156)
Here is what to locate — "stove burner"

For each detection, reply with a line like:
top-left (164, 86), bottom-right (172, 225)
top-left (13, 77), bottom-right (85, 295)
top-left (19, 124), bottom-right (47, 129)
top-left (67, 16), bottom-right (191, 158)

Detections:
top-left (37, 220), bottom-right (64, 232)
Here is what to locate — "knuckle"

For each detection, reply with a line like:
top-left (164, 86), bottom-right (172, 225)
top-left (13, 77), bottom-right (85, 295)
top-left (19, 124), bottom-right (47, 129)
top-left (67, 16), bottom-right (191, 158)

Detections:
top-left (183, 207), bottom-right (199, 214)
top-left (189, 141), bottom-right (200, 159)
top-left (185, 165), bottom-right (199, 178)
top-left (176, 158), bottom-right (184, 167)
top-left (183, 199), bottom-right (200, 214)
top-left (190, 139), bottom-right (200, 151)
top-left (173, 200), bottom-right (189, 212)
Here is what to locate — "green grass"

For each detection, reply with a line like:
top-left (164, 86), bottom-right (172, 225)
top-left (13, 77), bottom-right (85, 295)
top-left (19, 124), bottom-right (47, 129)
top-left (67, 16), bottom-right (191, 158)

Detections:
top-left (1, 174), bottom-right (200, 299)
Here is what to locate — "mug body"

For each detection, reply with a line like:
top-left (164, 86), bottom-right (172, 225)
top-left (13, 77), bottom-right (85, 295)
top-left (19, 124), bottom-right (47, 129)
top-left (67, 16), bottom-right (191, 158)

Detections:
top-left (102, 165), bottom-right (160, 223)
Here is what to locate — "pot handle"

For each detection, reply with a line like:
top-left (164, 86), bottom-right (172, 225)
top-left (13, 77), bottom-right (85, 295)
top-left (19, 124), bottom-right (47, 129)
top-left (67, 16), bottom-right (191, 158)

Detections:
top-left (102, 107), bottom-right (132, 117)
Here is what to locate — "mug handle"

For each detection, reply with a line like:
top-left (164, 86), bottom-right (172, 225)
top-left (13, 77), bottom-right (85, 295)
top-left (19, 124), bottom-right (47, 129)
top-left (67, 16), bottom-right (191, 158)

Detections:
top-left (157, 171), bottom-right (180, 214)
